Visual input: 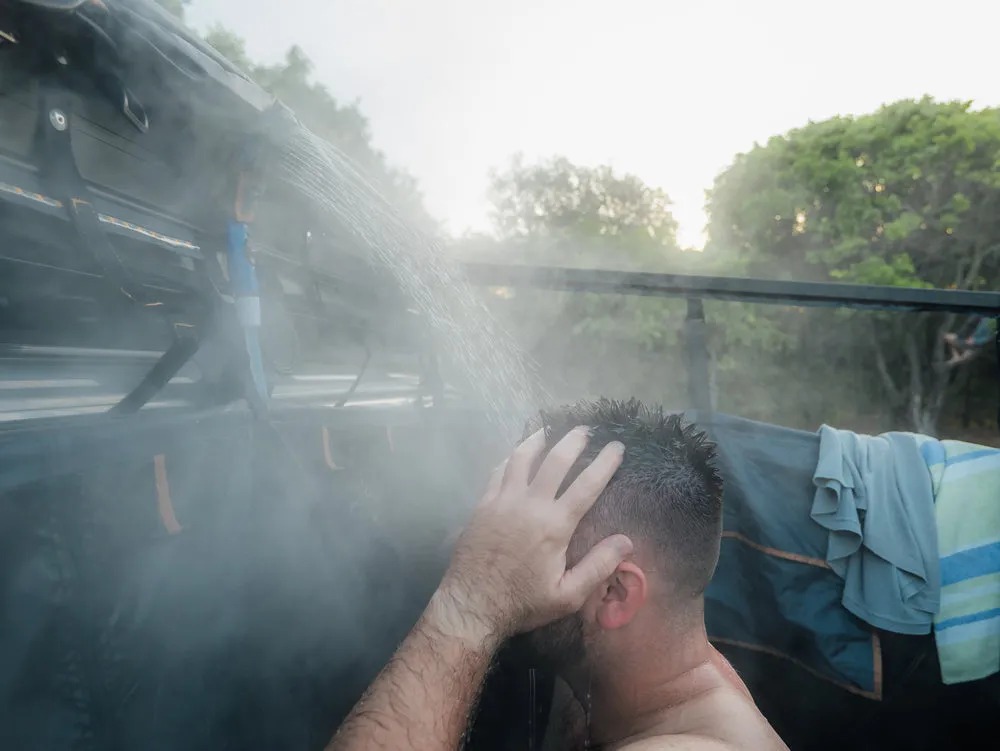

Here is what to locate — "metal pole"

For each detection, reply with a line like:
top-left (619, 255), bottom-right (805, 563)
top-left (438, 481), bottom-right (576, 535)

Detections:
top-left (684, 298), bottom-right (713, 414)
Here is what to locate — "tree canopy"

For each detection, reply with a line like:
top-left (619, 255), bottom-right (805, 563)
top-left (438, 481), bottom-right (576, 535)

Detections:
top-left (706, 98), bottom-right (1000, 433)
top-left (154, 1), bottom-right (432, 231)
top-left (708, 98), bottom-right (1000, 290)
top-left (458, 156), bottom-right (703, 405)
top-left (487, 155), bottom-right (680, 266)
top-left (155, 0), bottom-right (189, 18)
top-left (148, 1), bottom-right (998, 437)
top-left (461, 106), bottom-right (1000, 435)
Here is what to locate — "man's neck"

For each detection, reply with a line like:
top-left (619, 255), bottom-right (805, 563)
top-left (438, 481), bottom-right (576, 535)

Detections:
top-left (566, 618), bottom-right (721, 748)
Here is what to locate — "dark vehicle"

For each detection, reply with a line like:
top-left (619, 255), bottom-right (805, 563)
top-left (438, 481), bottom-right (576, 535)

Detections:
top-left (1, 2), bottom-right (999, 751)
top-left (0, 2), bottom-right (491, 749)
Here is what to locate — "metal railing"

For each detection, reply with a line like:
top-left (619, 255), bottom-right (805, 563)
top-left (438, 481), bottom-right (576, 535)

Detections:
top-left (461, 262), bottom-right (1000, 418)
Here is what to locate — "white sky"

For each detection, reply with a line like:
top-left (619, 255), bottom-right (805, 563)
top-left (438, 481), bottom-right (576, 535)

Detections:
top-left (187, 0), bottom-right (1000, 249)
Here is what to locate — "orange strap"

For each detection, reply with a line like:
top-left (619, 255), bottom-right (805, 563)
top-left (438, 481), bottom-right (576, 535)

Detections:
top-left (153, 454), bottom-right (183, 534)
top-left (710, 634), bottom-right (883, 701)
top-left (234, 172), bottom-right (258, 223)
top-left (714, 531), bottom-right (882, 700)
top-left (321, 427), bottom-right (341, 471)
top-left (721, 530), bottom-right (830, 569)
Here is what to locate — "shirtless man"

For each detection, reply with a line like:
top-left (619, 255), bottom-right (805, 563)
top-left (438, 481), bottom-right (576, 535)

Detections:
top-left (327, 398), bottom-right (786, 751)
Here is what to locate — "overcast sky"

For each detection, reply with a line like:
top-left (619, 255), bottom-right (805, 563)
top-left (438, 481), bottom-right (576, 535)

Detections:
top-left (187, 0), bottom-right (1000, 248)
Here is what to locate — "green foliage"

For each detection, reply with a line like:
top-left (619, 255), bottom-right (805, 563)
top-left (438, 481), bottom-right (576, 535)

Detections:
top-left (154, 0), bottom-right (190, 19)
top-left (150, 1), bottom-right (431, 229)
top-left (706, 97), bottom-right (1000, 433)
top-left (707, 98), bottom-right (1000, 290)
top-left (462, 102), bottom-right (1000, 432)
top-left (488, 155), bottom-right (680, 263)
top-left (456, 156), bottom-right (800, 410)
top-left (198, 25), bottom-right (251, 70)
top-left (466, 156), bottom-right (688, 357)
top-left (199, 28), bottom-right (434, 231)
top-left (828, 254), bottom-right (932, 288)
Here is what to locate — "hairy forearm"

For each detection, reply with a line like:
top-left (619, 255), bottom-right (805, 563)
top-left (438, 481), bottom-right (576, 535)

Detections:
top-left (327, 590), bottom-right (500, 751)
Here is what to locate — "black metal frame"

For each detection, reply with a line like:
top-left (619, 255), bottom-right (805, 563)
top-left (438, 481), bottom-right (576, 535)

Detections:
top-left (462, 261), bottom-right (1000, 422)
top-left (461, 262), bottom-right (1000, 315)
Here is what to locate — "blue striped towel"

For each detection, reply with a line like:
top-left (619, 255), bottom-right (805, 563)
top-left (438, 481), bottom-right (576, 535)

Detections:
top-left (916, 437), bottom-right (1000, 684)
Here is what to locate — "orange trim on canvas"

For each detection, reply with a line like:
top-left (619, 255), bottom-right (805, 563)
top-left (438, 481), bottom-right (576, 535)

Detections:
top-left (233, 172), bottom-right (257, 223)
top-left (721, 530), bottom-right (831, 569)
top-left (153, 454), bottom-right (182, 535)
top-left (715, 532), bottom-right (882, 700)
top-left (322, 427), bottom-right (341, 471)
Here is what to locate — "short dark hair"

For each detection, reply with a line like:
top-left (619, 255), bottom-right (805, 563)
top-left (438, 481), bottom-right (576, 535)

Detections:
top-left (526, 397), bottom-right (724, 599)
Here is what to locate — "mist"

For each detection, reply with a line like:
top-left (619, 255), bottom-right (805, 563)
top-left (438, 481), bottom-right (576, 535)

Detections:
top-left (1, 2), bottom-right (998, 751)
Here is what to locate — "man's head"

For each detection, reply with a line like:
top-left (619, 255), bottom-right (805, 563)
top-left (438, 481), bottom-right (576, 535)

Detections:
top-left (523, 398), bottom-right (723, 674)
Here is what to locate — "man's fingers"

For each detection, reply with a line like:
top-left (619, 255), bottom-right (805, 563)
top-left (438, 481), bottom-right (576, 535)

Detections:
top-left (561, 441), bottom-right (624, 522)
top-left (560, 534), bottom-right (634, 608)
top-left (504, 429), bottom-right (547, 488)
top-left (530, 426), bottom-right (590, 499)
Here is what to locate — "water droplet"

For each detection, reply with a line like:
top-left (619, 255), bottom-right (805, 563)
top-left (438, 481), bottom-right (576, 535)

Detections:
top-left (528, 667), bottom-right (536, 751)
top-left (277, 129), bottom-right (547, 442)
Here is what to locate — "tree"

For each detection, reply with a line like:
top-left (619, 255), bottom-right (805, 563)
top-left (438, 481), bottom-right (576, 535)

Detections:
top-left (706, 98), bottom-right (1000, 434)
top-left (459, 156), bottom-right (794, 409)
top-left (154, 0), bottom-right (190, 18)
top-left (452, 157), bottom-right (681, 402)
top-left (454, 155), bottom-right (804, 413)
top-left (152, 1), bottom-right (433, 231)
top-left (487, 154), bottom-right (681, 268)
top-left (202, 27), bottom-right (434, 232)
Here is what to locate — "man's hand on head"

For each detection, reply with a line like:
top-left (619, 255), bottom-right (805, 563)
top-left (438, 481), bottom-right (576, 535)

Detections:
top-left (329, 427), bottom-right (630, 751)
top-left (430, 426), bottom-right (634, 646)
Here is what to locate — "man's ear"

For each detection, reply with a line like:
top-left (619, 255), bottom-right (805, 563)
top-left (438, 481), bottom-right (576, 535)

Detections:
top-left (594, 561), bottom-right (647, 630)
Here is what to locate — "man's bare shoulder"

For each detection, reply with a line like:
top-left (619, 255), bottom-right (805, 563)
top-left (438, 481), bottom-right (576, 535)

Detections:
top-left (616, 735), bottom-right (733, 750)
top-left (614, 687), bottom-right (788, 751)
top-left (617, 731), bottom-right (785, 751)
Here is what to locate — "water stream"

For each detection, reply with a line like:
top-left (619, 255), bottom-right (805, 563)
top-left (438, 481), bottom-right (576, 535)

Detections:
top-left (276, 127), bottom-right (547, 443)
top-left (276, 125), bottom-right (559, 749)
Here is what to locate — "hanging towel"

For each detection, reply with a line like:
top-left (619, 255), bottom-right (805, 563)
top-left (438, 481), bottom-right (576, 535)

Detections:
top-left (917, 437), bottom-right (1000, 684)
top-left (812, 427), bottom-right (940, 635)
top-left (694, 412), bottom-right (881, 697)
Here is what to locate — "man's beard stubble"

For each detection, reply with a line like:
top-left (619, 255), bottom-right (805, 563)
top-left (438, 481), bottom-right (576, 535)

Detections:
top-left (526, 611), bottom-right (587, 673)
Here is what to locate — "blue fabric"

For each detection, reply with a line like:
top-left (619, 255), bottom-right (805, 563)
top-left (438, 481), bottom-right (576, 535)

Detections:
top-left (968, 317), bottom-right (996, 347)
top-left (812, 427), bottom-right (940, 635)
top-left (225, 220), bottom-right (258, 295)
top-left (694, 412), bottom-right (878, 695)
top-left (226, 219), bottom-right (267, 400)
top-left (916, 436), bottom-right (1000, 684)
